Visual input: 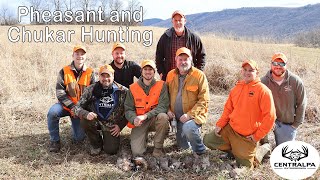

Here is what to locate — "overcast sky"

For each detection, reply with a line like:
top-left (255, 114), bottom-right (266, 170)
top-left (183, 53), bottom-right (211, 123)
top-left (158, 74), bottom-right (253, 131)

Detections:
top-left (1, 0), bottom-right (319, 19)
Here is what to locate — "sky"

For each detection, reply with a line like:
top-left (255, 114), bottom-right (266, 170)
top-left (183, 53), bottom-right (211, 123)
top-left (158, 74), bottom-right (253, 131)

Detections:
top-left (139, 0), bottom-right (320, 19)
top-left (1, 0), bottom-right (320, 20)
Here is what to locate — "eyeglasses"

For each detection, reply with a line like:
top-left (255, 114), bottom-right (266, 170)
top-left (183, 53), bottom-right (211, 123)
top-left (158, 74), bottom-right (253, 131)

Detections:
top-left (272, 61), bottom-right (286, 67)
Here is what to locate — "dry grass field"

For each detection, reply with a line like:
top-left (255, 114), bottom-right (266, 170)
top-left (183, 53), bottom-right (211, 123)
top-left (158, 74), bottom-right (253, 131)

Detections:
top-left (0, 25), bottom-right (319, 179)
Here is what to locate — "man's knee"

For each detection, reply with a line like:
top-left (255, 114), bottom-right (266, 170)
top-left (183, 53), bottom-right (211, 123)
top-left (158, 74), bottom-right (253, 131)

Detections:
top-left (156, 113), bottom-right (169, 124)
top-left (182, 120), bottom-right (199, 136)
top-left (204, 131), bottom-right (225, 150)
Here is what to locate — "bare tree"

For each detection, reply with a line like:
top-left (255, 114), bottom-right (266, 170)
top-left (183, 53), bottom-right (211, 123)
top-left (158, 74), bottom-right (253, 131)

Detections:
top-left (127, 0), bottom-right (143, 25)
top-left (27, 0), bottom-right (43, 10)
top-left (63, 0), bottom-right (75, 11)
top-left (109, 0), bottom-right (123, 11)
top-left (0, 5), bottom-right (18, 25)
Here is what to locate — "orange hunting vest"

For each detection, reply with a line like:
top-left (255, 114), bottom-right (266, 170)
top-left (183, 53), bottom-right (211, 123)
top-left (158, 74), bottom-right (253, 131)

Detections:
top-left (127, 80), bottom-right (164, 128)
top-left (63, 66), bottom-right (93, 112)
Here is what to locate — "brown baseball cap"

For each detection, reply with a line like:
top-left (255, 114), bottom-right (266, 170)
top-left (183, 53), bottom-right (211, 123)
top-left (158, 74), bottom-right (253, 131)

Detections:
top-left (242, 59), bottom-right (259, 70)
top-left (73, 45), bottom-right (86, 53)
top-left (176, 47), bottom-right (191, 57)
top-left (272, 53), bottom-right (287, 63)
top-left (172, 10), bottom-right (185, 18)
top-left (112, 42), bottom-right (126, 52)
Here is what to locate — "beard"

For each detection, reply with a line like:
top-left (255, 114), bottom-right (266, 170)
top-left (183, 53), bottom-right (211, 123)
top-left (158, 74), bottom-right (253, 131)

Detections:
top-left (178, 64), bottom-right (191, 73)
top-left (271, 69), bottom-right (285, 77)
top-left (142, 74), bottom-right (153, 81)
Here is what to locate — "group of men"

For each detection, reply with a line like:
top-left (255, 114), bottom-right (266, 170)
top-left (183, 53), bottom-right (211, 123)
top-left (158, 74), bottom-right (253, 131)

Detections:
top-left (46, 10), bottom-right (307, 169)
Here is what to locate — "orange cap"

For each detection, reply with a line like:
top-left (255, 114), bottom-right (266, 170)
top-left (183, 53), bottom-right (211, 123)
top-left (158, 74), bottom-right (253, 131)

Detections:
top-left (141, 59), bottom-right (156, 70)
top-left (112, 42), bottom-right (126, 52)
top-left (172, 10), bottom-right (185, 18)
top-left (242, 59), bottom-right (259, 70)
top-left (272, 53), bottom-right (287, 63)
top-left (99, 64), bottom-right (115, 75)
top-left (176, 47), bottom-right (191, 57)
top-left (73, 45), bottom-right (86, 53)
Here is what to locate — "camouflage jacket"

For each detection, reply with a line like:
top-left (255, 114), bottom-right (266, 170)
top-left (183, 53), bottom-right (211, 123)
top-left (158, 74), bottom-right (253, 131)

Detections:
top-left (74, 81), bottom-right (128, 129)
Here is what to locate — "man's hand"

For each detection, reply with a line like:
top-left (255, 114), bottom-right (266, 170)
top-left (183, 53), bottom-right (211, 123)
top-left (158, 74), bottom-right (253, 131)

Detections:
top-left (246, 135), bottom-right (257, 143)
top-left (179, 114), bottom-right (191, 123)
top-left (110, 125), bottom-right (121, 137)
top-left (167, 110), bottom-right (175, 119)
top-left (133, 114), bottom-right (147, 127)
top-left (86, 112), bottom-right (97, 121)
top-left (214, 126), bottom-right (222, 137)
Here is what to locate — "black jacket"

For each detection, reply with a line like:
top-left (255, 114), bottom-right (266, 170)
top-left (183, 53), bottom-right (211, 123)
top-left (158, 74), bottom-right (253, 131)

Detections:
top-left (156, 27), bottom-right (206, 80)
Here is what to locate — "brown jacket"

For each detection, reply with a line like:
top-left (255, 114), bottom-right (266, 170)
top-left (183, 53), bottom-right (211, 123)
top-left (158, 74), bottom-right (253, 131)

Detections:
top-left (166, 67), bottom-right (209, 124)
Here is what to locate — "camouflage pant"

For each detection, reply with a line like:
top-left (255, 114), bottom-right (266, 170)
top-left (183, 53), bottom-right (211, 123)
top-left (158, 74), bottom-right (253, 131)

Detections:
top-left (81, 119), bottom-right (120, 155)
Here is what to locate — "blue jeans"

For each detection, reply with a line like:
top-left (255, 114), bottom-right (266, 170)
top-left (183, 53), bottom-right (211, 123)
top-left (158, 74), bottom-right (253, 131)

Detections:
top-left (47, 103), bottom-right (85, 142)
top-left (274, 120), bottom-right (297, 146)
top-left (176, 120), bottom-right (206, 154)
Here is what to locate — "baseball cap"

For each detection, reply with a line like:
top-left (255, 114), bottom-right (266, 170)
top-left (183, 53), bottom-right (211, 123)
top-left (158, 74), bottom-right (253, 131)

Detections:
top-left (176, 47), bottom-right (192, 57)
top-left (141, 59), bottom-right (156, 70)
top-left (172, 10), bottom-right (185, 18)
top-left (112, 42), bottom-right (126, 52)
top-left (99, 64), bottom-right (115, 75)
top-left (242, 59), bottom-right (259, 70)
top-left (73, 45), bottom-right (86, 53)
top-left (272, 53), bottom-right (288, 63)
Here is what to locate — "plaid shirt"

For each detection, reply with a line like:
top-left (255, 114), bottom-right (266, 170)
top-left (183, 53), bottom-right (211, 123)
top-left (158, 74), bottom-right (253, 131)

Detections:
top-left (170, 32), bottom-right (186, 70)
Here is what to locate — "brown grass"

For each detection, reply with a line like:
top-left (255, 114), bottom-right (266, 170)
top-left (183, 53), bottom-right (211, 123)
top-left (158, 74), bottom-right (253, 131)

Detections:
top-left (0, 25), bottom-right (319, 179)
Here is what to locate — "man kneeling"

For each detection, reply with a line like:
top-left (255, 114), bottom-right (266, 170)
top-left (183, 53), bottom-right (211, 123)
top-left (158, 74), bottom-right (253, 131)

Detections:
top-left (204, 60), bottom-right (276, 168)
top-left (74, 65), bottom-right (128, 155)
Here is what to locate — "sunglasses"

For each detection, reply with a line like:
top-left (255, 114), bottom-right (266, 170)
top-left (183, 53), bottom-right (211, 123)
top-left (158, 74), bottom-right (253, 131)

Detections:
top-left (272, 61), bottom-right (286, 67)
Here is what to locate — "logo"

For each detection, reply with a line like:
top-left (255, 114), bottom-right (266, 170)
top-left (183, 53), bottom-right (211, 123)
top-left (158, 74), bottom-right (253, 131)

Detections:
top-left (282, 145), bottom-right (308, 162)
top-left (284, 85), bottom-right (292, 91)
top-left (270, 141), bottom-right (320, 179)
top-left (249, 91), bottom-right (255, 97)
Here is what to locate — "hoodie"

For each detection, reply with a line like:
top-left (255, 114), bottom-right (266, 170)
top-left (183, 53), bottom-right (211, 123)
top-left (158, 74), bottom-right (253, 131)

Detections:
top-left (216, 78), bottom-right (276, 141)
top-left (261, 70), bottom-right (307, 128)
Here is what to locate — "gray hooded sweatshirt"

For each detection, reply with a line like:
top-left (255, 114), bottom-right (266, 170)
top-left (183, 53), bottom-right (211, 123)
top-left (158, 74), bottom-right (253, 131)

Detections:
top-left (261, 70), bottom-right (307, 128)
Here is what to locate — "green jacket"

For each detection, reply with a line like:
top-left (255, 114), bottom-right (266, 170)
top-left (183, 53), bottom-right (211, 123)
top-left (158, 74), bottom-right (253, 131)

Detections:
top-left (124, 77), bottom-right (169, 124)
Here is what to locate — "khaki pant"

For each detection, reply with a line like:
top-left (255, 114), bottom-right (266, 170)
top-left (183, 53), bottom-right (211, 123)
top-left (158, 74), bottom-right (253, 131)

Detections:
top-left (204, 124), bottom-right (257, 168)
top-left (130, 113), bottom-right (169, 156)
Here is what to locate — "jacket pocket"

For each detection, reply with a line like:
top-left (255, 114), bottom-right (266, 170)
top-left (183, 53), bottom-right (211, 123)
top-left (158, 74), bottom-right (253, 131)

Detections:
top-left (186, 85), bottom-right (199, 102)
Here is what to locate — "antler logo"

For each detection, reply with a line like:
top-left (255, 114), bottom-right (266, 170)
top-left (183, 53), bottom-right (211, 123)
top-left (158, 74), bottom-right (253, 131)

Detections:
top-left (282, 145), bottom-right (308, 162)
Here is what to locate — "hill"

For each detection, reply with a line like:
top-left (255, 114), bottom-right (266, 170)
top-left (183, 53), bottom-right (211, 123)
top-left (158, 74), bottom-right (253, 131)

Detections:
top-left (144, 4), bottom-right (320, 40)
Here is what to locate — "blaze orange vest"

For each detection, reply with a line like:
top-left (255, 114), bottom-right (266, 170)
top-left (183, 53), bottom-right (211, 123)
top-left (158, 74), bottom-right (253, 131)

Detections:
top-left (63, 65), bottom-right (93, 112)
top-left (127, 80), bottom-right (164, 128)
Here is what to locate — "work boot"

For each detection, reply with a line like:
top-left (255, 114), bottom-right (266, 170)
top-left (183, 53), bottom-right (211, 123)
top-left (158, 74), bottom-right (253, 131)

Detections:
top-left (152, 148), bottom-right (164, 157)
top-left (90, 146), bottom-right (101, 156)
top-left (49, 141), bottom-right (61, 153)
top-left (219, 152), bottom-right (235, 160)
top-left (256, 143), bottom-right (271, 163)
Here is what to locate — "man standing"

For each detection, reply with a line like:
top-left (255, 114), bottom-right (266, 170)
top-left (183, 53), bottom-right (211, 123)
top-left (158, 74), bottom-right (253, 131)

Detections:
top-left (261, 53), bottom-right (307, 146)
top-left (166, 47), bottom-right (209, 156)
top-left (73, 65), bottom-right (128, 155)
top-left (124, 60), bottom-right (169, 157)
top-left (109, 42), bottom-right (141, 88)
top-left (47, 45), bottom-right (95, 152)
top-left (156, 10), bottom-right (206, 81)
top-left (203, 60), bottom-right (276, 168)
